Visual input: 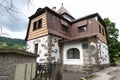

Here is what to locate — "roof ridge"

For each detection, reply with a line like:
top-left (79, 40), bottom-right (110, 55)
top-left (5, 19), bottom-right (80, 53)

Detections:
top-left (57, 5), bottom-right (71, 15)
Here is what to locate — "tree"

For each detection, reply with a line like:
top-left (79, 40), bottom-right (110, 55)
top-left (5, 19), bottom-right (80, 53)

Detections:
top-left (104, 18), bottom-right (120, 65)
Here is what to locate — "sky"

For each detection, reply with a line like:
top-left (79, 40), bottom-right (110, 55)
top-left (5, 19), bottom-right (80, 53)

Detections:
top-left (0, 0), bottom-right (120, 41)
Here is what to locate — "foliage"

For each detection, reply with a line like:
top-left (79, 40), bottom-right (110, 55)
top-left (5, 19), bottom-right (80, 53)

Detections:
top-left (0, 36), bottom-right (26, 50)
top-left (104, 18), bottom-right (120, 66)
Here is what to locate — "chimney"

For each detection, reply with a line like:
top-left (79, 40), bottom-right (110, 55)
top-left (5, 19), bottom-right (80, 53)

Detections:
top-left (52, 7), bottom-right (56, 11)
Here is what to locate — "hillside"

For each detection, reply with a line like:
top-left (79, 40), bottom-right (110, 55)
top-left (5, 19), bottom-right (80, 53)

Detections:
top-left (0, 37), bottom-right (26, 50)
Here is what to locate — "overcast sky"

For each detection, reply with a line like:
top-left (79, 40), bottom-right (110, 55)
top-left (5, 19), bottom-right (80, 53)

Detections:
top-left (0, 0), bottom-right (120, 40)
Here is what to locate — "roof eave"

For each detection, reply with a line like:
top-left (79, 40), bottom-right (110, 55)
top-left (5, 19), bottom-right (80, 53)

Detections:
top-left (0, 48), bottom-right (38, 57)
top-left (61, 13), bottom-right (75, 20)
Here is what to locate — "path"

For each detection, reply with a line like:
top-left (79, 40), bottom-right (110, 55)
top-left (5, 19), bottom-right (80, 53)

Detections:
top-left (92, 67), bottom-right (120, 80)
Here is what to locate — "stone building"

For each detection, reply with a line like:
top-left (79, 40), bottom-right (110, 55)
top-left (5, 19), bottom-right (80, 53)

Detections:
top-left (25, 5), bottom-right (110, 71)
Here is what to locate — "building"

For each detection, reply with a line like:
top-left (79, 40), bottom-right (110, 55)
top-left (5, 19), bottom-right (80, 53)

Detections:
top-left (0, 49), bottom-right (37, 80)
top-left (25, 5), bottom-right (109, 71)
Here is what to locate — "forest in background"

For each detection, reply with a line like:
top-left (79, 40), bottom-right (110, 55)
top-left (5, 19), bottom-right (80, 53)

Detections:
top-left (0, 37), bottom-right (26, 50)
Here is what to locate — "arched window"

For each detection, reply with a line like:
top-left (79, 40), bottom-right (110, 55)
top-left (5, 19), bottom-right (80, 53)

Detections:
top-left (67, 48), bottom-right (80, 59)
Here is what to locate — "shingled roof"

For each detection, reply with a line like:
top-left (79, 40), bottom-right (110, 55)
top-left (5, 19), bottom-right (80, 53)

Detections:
top-left (57, 5), bottom-right (71, 15)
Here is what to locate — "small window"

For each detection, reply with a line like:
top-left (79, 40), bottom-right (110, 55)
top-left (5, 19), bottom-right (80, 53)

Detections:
top-left (67, 48), bottom-right (80, 59)
top-left (62, 25), bottom-right (68, 33)
top-left (99, 45), bottom-right (102, 57)
top-left (82, 43), bottom-right (88, 49)
top-left (34, 43), bottom-right (38, 54)
top-left (99, 25), bottom-right (101, 33)
top-left (78, 25), bottom-right (87, 32)
top-left (102, 28), bottom-right (105, 36)
top-left (33, 19), bottom-right (42, 30)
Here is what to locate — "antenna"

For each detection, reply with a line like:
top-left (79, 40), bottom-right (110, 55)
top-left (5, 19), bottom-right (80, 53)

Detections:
top-left (52, 6), bottom-right (56, 11)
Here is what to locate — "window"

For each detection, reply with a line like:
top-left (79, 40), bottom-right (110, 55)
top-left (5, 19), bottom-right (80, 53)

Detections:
top-left (62, 25), bottom-right (68, 33)
top-left (78, 25), bottom-right (87, 32)
top-left (99, 25), bottom-right (101, 33)
top-left (34, 43), bottom-right (38, 54)
top-left (99, 24), bottom-right (105, 36)
top-left (82, 43), bottom-right (88, 49)
top-left (102, 28), bottom-right (105, 36)
top-left (99, 44), bottom-right (102, 57)
top-left (33, 19), bottom-right (42, 30)
top-left (67, 48), bottom-right (80, 59)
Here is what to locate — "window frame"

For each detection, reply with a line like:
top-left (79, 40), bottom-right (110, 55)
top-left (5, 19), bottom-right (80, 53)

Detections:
top-left (34, 43), bottom-right (38, 54)
top-left (67, 48), bottom-right (80, 59)
top-left (33, 19), bottom-right (42, 30)
top-left (102, 28), bottom-right (105, 36)
top-left (99, 24), bottom-right (102, 33)
top-left (62, 24), bottom-right (68, 33)
top-left (99, 24), bottom-right (105, 36)
top-left (77, 25), bottom-right (87, 33)
top-left (82, 42), bottom-right (88, 49)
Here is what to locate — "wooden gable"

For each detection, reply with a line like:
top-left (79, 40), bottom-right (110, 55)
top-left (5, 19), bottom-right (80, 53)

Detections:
top-left (26, 12), bottom-right (48, 40)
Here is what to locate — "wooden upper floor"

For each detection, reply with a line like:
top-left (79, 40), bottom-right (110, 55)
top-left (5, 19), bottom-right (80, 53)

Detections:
top-left (25, 7), bottom-right (108, 44)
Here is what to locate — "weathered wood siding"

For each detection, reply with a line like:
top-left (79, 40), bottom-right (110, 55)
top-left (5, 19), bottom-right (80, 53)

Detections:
top-left (98, 33), bottom-right (107, 43)
top-left (27, 13), bottom-right (48, 40)
top-left (46, 11), bottom-right (71, 39)
top-left (71, 18), bottom-right (98, 39)
top-left (97, 22), bottom-right (107, 44)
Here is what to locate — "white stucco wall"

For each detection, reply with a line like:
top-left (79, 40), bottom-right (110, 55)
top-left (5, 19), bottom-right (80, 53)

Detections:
top-left (63, 41), bottom-right (83, 65)
top-left (98, 40), bottom-right (109, 64)
top-left (26, 36), bottom-right (49, 63)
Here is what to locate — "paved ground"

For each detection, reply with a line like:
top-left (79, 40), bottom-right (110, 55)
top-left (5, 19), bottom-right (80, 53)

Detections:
top-left (62, 71), bottom-right (86, 80)
top-left (92, 67), bottom-right (120, 80)
top-left (108, 69), bottom-right (120, 80)
top-left (62, 67), bottom-right (120, 80)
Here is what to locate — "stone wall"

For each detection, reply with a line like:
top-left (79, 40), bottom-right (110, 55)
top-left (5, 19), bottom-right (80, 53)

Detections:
top-left (82, 41), bottom-right (91, 65)
top-left (26, 35), bottom-right (49, 63)
top-left (48, 35), bottom-right (61, 63)
top-left (26, 35), bottom-right (61, 63)
top-left (63, 65), bottom-right (83, 72)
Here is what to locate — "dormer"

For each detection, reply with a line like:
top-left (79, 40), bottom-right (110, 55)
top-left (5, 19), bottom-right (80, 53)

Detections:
top-left (25, 8), bottom-right (48, 40)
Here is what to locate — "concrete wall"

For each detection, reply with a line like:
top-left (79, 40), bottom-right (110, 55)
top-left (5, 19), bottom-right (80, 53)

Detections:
top-left (0, 51), bottom-right (36, 80)
top-left (14, 63), bottom-right (36, 80)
